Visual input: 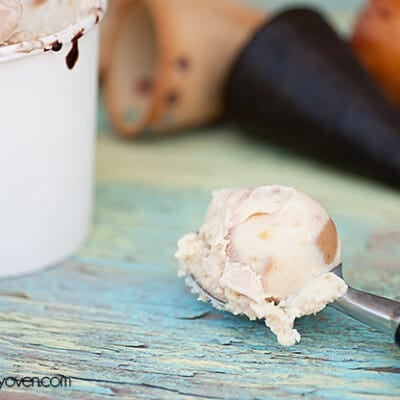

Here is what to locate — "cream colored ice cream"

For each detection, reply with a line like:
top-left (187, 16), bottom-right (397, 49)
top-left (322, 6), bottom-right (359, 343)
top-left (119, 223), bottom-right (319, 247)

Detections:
top-left (0, 0), bottom-right (23, 44)
top-left (0, 0), bottom-right (101, 45)
top-left (176, 185), bottom-right (348, 346)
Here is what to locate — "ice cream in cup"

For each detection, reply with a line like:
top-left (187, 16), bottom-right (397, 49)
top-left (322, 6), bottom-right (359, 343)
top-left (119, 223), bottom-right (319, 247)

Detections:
top-left (0, 0), bottom-right (107, 277)
top-left (0, 0), bottom-right (23, 44)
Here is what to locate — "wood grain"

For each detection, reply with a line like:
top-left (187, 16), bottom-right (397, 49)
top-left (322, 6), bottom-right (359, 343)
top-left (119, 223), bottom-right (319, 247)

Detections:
top-left (0, 1), bottom-right (399, 399)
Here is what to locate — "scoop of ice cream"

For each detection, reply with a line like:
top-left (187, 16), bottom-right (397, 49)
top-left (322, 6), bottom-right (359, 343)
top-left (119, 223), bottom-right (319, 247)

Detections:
top-left (176, 185), bottom-right (347, 346)
top-left (0, 0), bottom-right (23, 44)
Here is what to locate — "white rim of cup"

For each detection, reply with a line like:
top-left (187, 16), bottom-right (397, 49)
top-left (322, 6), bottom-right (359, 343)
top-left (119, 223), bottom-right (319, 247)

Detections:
top-left (0, 0), bottom-right (108, 63)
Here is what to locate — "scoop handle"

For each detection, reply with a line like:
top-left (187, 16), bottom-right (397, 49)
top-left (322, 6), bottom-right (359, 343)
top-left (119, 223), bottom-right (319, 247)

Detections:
top-left (331, 286), bottom-right (400, 346)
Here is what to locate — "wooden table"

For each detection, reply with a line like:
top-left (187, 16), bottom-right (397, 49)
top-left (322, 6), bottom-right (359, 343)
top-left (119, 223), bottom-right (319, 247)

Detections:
top-left (1, 1), bottom-right (399, 399)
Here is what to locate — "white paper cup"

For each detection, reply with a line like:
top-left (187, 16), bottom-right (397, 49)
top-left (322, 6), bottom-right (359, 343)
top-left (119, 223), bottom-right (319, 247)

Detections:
top-left (0, 0), bottom-right (107, 278)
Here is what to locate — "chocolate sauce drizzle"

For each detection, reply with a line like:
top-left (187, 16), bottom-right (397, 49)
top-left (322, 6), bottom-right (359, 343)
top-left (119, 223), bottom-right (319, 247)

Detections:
top-left (51, 40), bottom-right (63, 52)
top-left (66, 29), bottom-right (84, 70)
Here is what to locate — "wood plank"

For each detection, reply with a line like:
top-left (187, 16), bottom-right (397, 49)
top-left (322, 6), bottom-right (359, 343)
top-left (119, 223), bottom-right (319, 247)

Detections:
top-left (0, 0), bottom-right (399, 399)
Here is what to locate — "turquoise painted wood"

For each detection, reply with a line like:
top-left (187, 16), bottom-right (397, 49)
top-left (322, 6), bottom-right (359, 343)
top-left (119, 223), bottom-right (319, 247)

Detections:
top-left (0, 1), bottom-right (399, 399)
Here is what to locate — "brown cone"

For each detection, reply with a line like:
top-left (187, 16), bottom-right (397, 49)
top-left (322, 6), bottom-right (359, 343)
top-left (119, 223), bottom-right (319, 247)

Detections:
top-left (104, 0), bottom-right (266, 138)
top-left (99, 0), bottom-right (129, 81)
top-left (225, 8), bottom-right (400, 185)
top-left (352, 0), bottom-right (400, 106)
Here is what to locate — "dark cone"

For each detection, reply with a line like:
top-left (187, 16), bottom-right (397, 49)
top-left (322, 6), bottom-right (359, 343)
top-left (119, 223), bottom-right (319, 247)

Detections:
top-left (224, 8), bottom-right (400, 186)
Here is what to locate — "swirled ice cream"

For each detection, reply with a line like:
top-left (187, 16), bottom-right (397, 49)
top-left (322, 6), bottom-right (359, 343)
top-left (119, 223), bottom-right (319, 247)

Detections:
top-left (0, 0), bottom-right (102, 45)
top-left (0, 0), bottom-right (23, 43)
top-left (176, 185), bottom-right (347, 346)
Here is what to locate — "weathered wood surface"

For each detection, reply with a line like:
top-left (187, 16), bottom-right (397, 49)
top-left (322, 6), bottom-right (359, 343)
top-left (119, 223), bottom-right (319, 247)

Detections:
top-left (0, 1), bottom-right (399, 399)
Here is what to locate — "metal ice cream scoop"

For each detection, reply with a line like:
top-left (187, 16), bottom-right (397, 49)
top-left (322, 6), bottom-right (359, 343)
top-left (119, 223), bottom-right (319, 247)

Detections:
top-left (186, 264), bottom-right (400, 346)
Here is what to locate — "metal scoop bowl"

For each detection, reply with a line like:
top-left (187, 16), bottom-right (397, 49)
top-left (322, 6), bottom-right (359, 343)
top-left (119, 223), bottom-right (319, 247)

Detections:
top-left (186, 264), bottom-right (400, 346)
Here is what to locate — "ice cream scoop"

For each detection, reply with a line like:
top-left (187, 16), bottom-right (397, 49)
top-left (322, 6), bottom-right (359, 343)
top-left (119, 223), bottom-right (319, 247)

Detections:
top-left (0, 0), bottom-right (22, 44)
top-left (187, 264), bottom-right (400, 347)
top-left (176, 185), bottom-right (400, 346)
